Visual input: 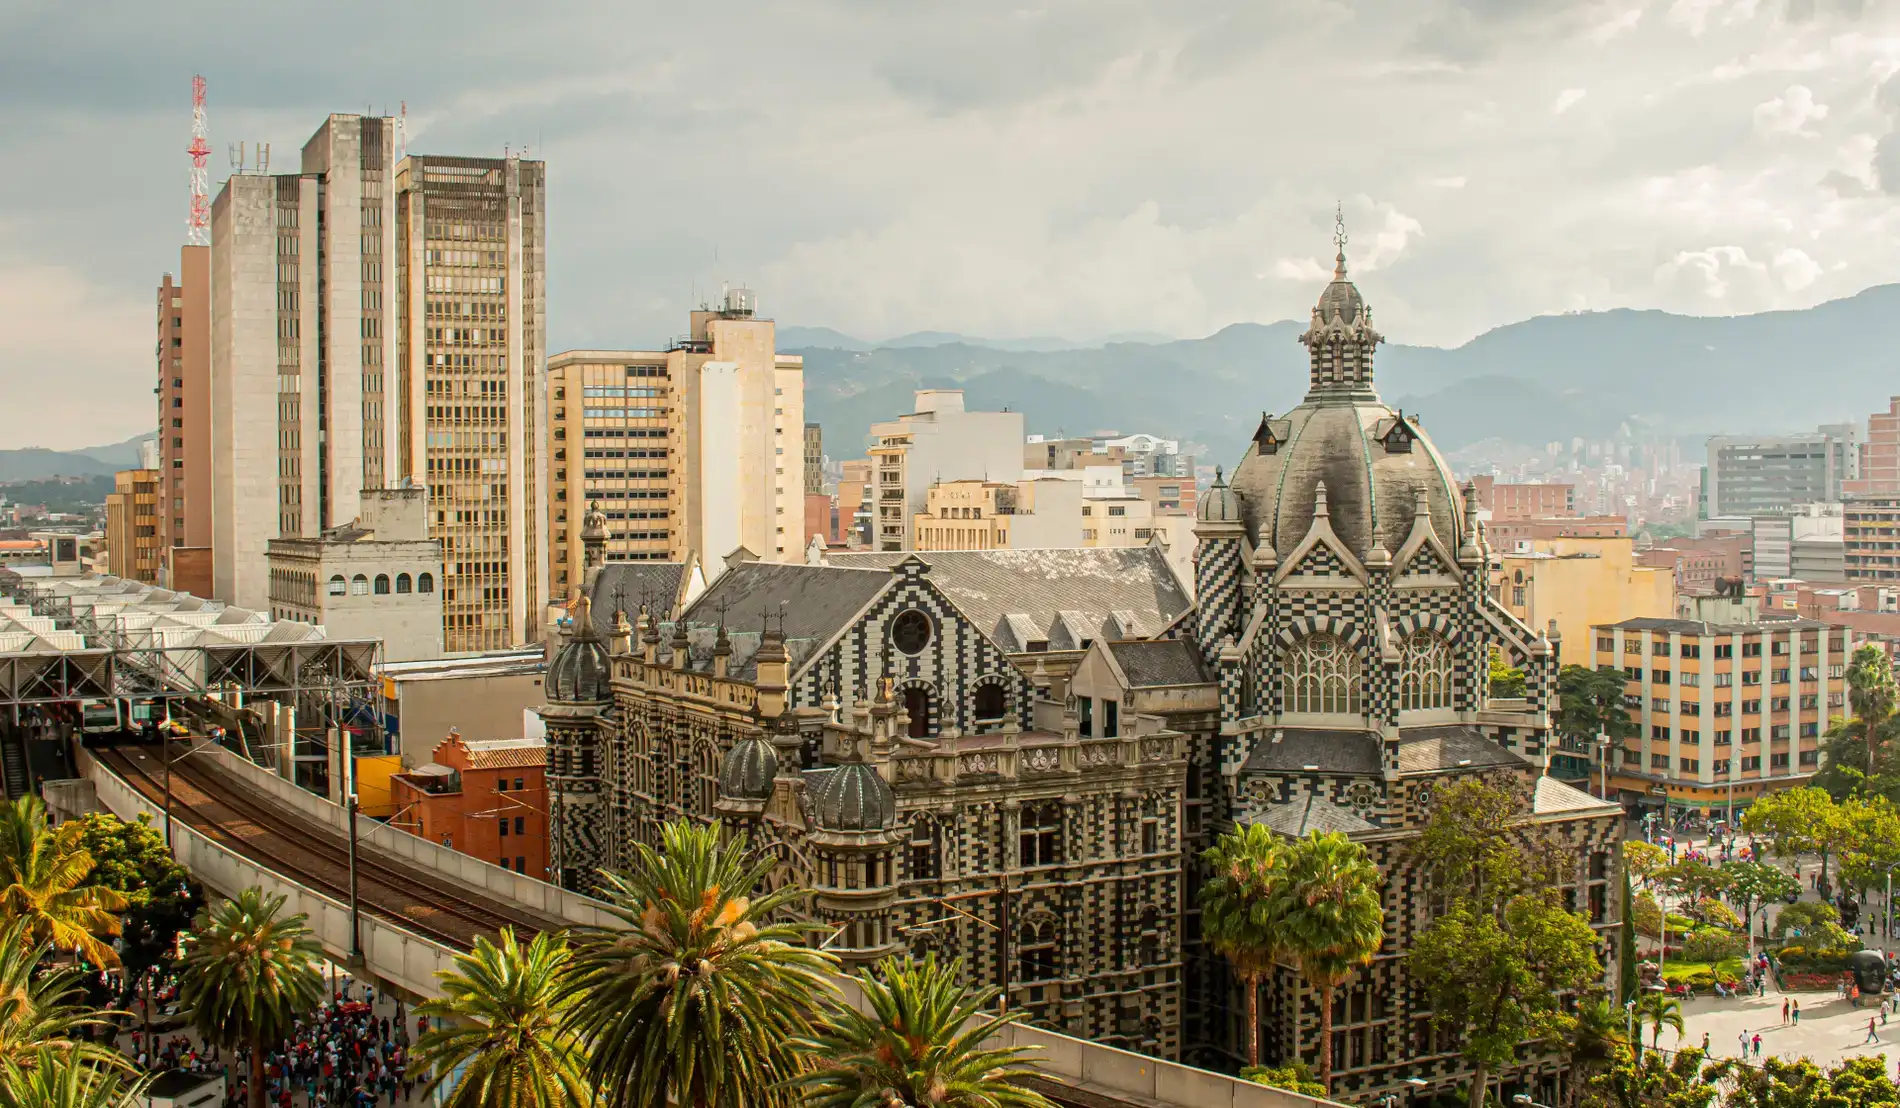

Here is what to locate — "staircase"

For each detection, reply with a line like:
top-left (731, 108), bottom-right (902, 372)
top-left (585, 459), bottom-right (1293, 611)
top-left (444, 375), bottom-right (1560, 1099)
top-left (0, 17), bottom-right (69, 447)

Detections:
top-left (0, 731), bottom-right (27, 800)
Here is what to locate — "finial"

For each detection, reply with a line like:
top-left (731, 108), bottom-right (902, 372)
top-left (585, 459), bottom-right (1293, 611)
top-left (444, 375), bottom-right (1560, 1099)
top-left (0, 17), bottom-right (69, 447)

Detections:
top-left (1314, 481), bottom-right (1330, 518)
top-left (1332, 203), bottom-right (1348, 279)
top-left (1214, 464), bottom-right (1225, 486)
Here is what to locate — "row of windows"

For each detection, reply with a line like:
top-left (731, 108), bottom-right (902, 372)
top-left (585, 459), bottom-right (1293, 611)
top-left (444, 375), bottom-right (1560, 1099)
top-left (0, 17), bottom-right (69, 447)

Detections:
top-left (1605, 635), bottom-right (1847, 656)
top-left (326, 571), bottom-right (435, 596)
top-left (1280, 631), bottom-right (1453, 714)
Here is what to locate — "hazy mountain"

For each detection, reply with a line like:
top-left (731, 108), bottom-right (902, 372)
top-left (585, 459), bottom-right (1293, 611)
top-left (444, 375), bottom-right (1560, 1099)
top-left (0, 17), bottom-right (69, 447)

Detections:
top-left (779, 326), bottom-right (1181, 355)
top-left (0, 433), bottom-right (155, 482)
top-left (796, 285), bottom-right (1900, 461)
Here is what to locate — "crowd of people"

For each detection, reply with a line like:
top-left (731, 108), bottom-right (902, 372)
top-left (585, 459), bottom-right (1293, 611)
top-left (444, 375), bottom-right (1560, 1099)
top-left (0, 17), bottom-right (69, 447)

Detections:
top-left (122, 974), bottom-right (421, 1108)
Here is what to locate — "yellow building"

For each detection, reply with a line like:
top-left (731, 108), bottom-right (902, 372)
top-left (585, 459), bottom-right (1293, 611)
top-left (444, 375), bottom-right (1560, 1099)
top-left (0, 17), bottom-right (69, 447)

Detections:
top-left (1495, 535), bottom-right (1674, 667)
top-left (911, 477), bottom-right (1083, 551)
top-left (104, 469), bottom-right (160, 584)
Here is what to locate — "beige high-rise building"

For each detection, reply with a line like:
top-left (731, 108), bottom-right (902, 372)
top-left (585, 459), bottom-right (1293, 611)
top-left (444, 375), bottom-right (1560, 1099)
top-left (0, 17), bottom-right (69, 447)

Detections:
top-left (212, 114), bottom-right (545, 654)
top-left (105, 469), bottom-right (160, 583)
top-left (545, 291), bottom-right (804, 599)
top-left (157, 248), bottom-right (213, 596)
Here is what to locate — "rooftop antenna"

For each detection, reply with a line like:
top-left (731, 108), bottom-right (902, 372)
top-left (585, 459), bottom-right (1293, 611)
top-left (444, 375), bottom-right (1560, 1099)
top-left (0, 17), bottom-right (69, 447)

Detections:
top-left (228, 141), bottom-right (246, 175)
top-left (399, 102), bottom-right (408, 158)
top-left (187, 76), bottom-right (210, 246)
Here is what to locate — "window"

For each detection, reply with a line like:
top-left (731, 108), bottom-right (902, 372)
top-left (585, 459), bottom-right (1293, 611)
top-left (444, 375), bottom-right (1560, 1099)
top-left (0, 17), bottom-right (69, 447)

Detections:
top-left (1771, 724), bottom-right (1790, 740)
top-left (908, 817), bottom-right (941, 880)
top-left (1681, 643), bottom-right (1701, 659)
top-left (1681, 703), bottom-right (1700, 716)
top-left (1018, 918), bottom-right (1059, 982)
top-left (1653, 641), bottom-right (1671, 657)
top-left (1651, 725), bottom-right (1669, 741)
top-left (1742, 727), bottom-right (1761, 743)
top-left (1771, 697), bottom-right (1791, 712)
top-left (1680, 758), bottom-right (1699, 772)
top-left (1597, 636), bottom-right (1615, 653)
top-left (1622, 748), bottom-right (1641, 765)
top-left (1680, 672), bottom-right (1699, 687)
top-left (1651, 698), bottom-right (1669, 713)
top-left (1282, 633), bottom-right (1364, 714)
top-left (1104, 699), bottom-right (1120, 738)
top-left (1800, 749), bottom-right (1819, 766)
top-left (1742, 642), bottom-right (1762, 657)
top-left (1771, 752), bottom-right (1790, 769)
top-left (1742, 756), bottom-right (1762, 771)
top-left (903, 687), bottom-right (931, 739)
top-left (396, 573), bottom-right (412, 593)
top-left (1715, 643), bottom-right (1734, 659)
top-left (891, 610), bottom-right (932, 654)
top-left (1714, 759), bottom-right (1731, 774)
top-left (1650, 753), bottom-right (1670, 768)
top-left (1079, 697), bottom-right (1093, 737)
top-left (1800, 666), bottom-right (1818, 681)
top-left (1141, 818), bottom-right (1159, 855)
top-left (974, 683), bottom-right (1006, 721)
top-left (1715, 730), bottom-right (1732, 745)
top-left (373, 574), bottom-right (390, 595)
top-left (418, 573), bottom-right (435, 593)
top-left (1715, 673), bottom-right (1733, 687)
top-left (327, 575), bottom-right (346, 596)
top-left (1772, 669), bottom-right (1790, 684)
top-left (500, 819), bottom-right (509, 837)
top-left (350, 574), bottom-right (369, 595)
top-left (1019, 802), bottom-right (1063, 867)
top-left (1652, 670), bottom-right (1671, 684)
top-left (1399, 631), bottom-right (1452, 710)
top-left (1742, 671), bottom-right (1760, 686)
top-left (1513, 586), bottom-right (1526, 606)
top-left (1743, 699), bottom-right (1761, 715)
top-left (514, 817), bottom-right (524, 835)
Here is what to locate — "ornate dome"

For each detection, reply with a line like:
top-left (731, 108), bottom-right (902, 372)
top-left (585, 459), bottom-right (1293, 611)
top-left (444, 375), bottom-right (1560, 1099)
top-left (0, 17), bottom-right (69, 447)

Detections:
top-left (1196, 468), bottom-right (1242, 523)
top-left (1227, 222), bottom-right (1464, 563)
top-left (811, 761), bottom-right (896, 832)
top-left (719, 735), bottom-right (778, 801)
top-left (549, 606), bottom-right (611, 703)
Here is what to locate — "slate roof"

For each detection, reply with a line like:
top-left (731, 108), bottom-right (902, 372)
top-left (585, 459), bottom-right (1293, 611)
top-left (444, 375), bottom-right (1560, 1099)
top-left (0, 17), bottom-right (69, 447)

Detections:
top-left (1532, 775), bottom-right (1618, 816)
top-left (587, 562), bottom-right (690, 637)
top-left (1108, 639), bottom-right (1209, 688)
top-left (670, 562), bottom-right (893, 681)
top-left (1259, 793), bottom-right (1376, 837)
top-left (1394, 725), bottom-right (1526, 774)
top-left (823, 548), bottom-right (1191, 651)
top-left (461, 740), bottom-right (548, 770)
top-left (1241, 727), bottom-right (1384, 776)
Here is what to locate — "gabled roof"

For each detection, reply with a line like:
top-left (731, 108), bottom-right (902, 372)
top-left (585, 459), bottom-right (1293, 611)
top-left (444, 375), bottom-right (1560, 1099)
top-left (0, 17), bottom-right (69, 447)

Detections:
top-left (823, 548), bottom-right (1191, 652)
top-left (1259, 793), bottom-right (1375, 837)
top-left (1533, 775), bottom-right (1619, 816)
top-left (1106, 639), bottom-right (1209, 688)
top-left (673, 562), bottom-right (893, 680)
top-left (587, 562), bottom-right (690, 635)
top-left (460, 738), bottom-right (548, 770)
top-left (1242, 727), bottom-right (1384, 776)
top-left (1394, 725), bottom-right (1526, 774)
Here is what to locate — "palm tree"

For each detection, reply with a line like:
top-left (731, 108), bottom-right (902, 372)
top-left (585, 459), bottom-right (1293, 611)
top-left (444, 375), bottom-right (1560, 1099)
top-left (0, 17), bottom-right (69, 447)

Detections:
top-left (0, 1049), bottom-right (150, 1108)
top-left (176, 889), bottom-right (324, 1108)
top-left (414, 927), bottom-right (594, 1108)
top-left (0, 797), bottom-right (127, 968)
top-left (789, 954), bottom-right (1052, 1108)
top-left (1198, 824), bottom-right (1287, 1068)
top-left (1565, 997), bottom-right (1631, 1108)
top-left (1270, 831), bottom-right (1385, 1094)
top-left (0, 922), bottom-right (129, 1076)
top-left (562, 820), bottom-right (837, 1108)
top-left (1633, 991), bottom-right (1683, 1051)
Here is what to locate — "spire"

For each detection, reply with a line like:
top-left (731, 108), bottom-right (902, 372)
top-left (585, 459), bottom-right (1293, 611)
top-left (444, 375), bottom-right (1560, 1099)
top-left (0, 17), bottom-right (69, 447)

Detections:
top-left (1333, 202), bottom-right (1348, 280)
top-left (1300, 207), bottom-right (1384, 402)
top-left (1314, 480), bottom-right (1330, 519)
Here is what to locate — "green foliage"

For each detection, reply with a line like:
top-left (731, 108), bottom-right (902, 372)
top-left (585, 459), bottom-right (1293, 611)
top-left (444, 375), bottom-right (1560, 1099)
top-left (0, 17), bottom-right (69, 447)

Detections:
top-left (0, 921), bottom-right (130, 1076)
top-left (561, 820), bottom-right (837, 1108)
top-left (177, 889), bottom-right (324, 1108)
top-left (1270, 832), bottom-right (1385, 1093)
top-left (1623, 842), bottom-right (1668, 888)
top-left (0, 1048), bottom-right (150, 1108)
top-left (73, 813), bottom-right (199, 981)
top-left (1711, 1054), bottom-right (1900, 1108)
top-left (1776, 944), bottom-right (1859, 972)
top-left (0, 797), bottom-right (127, 969)
top-left (1585, 1046), bottom-right (1719, 1108)
top-left (1198, 823), bottom-right (1288, 1067)
top-left (1774, 900), bottom-right (1840, 939)
top-left (1633, 991), bottom-right (1684, 1048)
top-left (789, 954), bottom-right (1052, 1108)
top-left (1557, 664), bottom-right (1641, 745)
top-left (1409, 777), bottom-right (1547, 910)
top-left (1632, 893), bottom-right (1662, 939)
top-left (1717, 860), bottom-right (1798, 933)
top-left (414, 928), bottom-right (595, 1108)
top-left (1241, 1063), bottom-right (1327, 1098)
top-left (1489, 647), bottom-right (1527, 698)
top-left (1679, 931), bottom-right (1745, 964)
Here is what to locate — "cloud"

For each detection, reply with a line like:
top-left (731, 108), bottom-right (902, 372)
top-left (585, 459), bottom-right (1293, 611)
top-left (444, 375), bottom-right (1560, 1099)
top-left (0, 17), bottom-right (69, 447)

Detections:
top-left (1669, 0), bottom-right (1728, 35)
top-left (1774, 247), bottom-right (1823, 290)
top-left (1587, 7), bottom-right (1646, 43)
top-left (1553, 87), bottom-right (1589, 115)
top-left (1753, 84), bottom-right (1829, 134)
top-left (1658, 245), bottom-right (1766, 299)
top-left (1424, 175), bottom-right (1469, 188)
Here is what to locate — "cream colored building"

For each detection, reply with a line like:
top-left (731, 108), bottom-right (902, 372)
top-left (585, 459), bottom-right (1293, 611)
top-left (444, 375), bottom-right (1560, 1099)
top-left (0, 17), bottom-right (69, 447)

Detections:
top-left (871, 390), bottom-right (1023, 551)
top-left (545, 291), bottom-right (804, 602)
top-left (1496, 535), bottom-right (1676, 667)
top-left (213, 114), bottom-right (546, 654)
top-left (266, 487), bottom-right (445, 662)
top-left (104, 469), bottom-right (160, 584)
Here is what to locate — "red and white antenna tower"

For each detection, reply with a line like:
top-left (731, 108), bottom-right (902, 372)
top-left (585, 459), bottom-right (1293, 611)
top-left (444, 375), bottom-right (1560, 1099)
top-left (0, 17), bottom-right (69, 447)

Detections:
top-left (186, 75), bottom-right (210, 246)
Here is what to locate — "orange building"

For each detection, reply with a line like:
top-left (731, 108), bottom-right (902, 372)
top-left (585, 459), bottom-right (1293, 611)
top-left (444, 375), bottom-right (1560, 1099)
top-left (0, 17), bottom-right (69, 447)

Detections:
top-left (1472, 475), bottom-right (1577, 521)
top-left (389, 731), bottom-right (549, 878)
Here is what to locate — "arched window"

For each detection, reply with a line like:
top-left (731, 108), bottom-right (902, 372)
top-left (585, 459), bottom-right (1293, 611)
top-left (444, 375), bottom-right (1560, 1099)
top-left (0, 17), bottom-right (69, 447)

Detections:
top-left (350, 574), bottom-right (369, 596)
top-left (418, 573), bottom-right (435, 594)
top-left (907, 815), bottom-right (941, 881)
top-left (373, 574), bottom-right (390, 595)
top-left (1281, 633), bottom-right (1363, 714)
top-left (1018, 917), bottom-right (1059, 982)
top-left (327, 575), bottom-right (346, 596)
top-left (1399, 630), bottom-right (1453, 711)
top-left (903, 686), bottom-right (931, 739)
top-left (973, 682), bottom-right (1006, 722)
top-left (395, 573), bottom-right (412, 594)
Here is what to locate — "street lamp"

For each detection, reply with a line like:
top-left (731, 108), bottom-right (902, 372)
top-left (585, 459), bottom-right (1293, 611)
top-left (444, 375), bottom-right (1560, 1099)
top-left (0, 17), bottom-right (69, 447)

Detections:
top-left (1596, 732), bottom-right (1610, 801)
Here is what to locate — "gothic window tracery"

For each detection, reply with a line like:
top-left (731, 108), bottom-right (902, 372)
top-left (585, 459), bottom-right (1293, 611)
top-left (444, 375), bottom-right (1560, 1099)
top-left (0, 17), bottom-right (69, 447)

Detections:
top-left (1398, 630), bottom-right (1453, 711)
top-left (1018, 915), bottom-right (1060, 982)
top-left (1281, 633), bottom-right (1363, 714)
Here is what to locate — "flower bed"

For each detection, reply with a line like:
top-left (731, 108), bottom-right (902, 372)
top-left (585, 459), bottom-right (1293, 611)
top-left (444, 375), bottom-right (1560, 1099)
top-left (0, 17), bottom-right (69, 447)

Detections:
top-left (1779, 971), bottom-right (1847, 991)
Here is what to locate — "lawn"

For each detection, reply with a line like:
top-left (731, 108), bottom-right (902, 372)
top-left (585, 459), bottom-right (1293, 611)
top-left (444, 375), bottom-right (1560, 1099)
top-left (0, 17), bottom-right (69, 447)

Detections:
top-left (1660, 957), bottom-right (1746, 985)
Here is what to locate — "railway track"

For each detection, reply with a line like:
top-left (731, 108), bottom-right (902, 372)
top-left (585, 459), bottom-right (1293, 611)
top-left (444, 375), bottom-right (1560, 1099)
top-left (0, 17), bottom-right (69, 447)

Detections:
top-left (96, 743), bottom-right (561, 951)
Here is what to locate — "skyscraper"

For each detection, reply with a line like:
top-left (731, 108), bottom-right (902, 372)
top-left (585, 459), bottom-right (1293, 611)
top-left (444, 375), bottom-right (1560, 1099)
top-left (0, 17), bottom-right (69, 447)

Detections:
top-left (211, 115), bottom-right (546, 652)
top-left (156, 249), bottom-right (212, 596)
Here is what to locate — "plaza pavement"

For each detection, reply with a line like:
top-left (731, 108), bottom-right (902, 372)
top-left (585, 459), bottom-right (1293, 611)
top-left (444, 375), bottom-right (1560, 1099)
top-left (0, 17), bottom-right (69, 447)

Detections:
top-left (1671, 988), bottom-right (1900, 1070)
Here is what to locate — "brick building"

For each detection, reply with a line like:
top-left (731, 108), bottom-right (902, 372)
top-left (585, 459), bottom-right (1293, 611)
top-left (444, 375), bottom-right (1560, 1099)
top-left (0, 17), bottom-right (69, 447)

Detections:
top-left (389, 731), bottom-right (548, 878)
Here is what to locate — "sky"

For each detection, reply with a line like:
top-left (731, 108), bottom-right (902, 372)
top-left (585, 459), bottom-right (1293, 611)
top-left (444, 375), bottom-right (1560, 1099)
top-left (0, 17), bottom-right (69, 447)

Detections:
top-left (1, 0), bottom-right (1897, 449)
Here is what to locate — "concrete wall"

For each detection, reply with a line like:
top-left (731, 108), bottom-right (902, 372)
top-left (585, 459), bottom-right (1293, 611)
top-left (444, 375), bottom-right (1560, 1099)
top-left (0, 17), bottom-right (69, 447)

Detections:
top-left (697, 360), bottom-right (742, 563)
top-left (210, 174), bottom-right (283, 609)
top-left (392, 670), bottom-right (545, 765)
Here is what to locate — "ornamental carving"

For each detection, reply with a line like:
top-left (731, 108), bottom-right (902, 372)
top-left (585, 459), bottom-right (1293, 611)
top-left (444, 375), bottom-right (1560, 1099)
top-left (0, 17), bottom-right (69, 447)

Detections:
top-left (1023, 747), bottom-right (1060, 773)
top-left (959, 753), bottom-right (1000, 776)
top-left (1083, 743), bottom-right (1117, 767)
top-left (1140, 737), bottom-right (1172, 763)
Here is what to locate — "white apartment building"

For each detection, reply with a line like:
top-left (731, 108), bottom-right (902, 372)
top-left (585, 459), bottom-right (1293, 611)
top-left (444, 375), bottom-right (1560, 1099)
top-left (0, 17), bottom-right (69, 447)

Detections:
top-left (213, 113), bottom-right (546, 653)
top-left (266, 486), bottom-right (445, 662)
top-left (870, 390), bottom-right (1023, 551)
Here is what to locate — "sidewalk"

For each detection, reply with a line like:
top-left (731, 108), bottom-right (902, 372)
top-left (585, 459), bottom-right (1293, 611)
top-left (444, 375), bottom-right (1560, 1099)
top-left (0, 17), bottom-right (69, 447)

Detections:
top-left (1676, 989), bottom-right (1900, 1067)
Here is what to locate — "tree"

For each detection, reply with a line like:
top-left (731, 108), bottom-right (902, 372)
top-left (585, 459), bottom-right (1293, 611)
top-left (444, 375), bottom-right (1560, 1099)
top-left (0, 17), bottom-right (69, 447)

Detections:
top-left (1567, 997), bottom-right (1631, 1108)
top-left (1632, 892), bottom-right (1663, 940)
top-left (1774, 900), bottom-right (1839, 940)
top-left (1241, 1064), bottom-right (1326, 1098)
top-left (0, 922), bottom-right (129, 1076)
top-left (73, 813), bottom-right (200, 992)
top-left (1718, 860), bottom-right (1798, 939)
top-left (1623, 842), bottom-right (1668, 890)
top-left (0, 1049), bottom-right (150, 1108)
top-left (1712, 1055), bottom-right (1900, 1108)
top-left (177, 889), bottom-right (325, 1108)
top-left (1556, 665), bottom-right (1640, 749)
top-left (1835, 797), bottom-right (1900, 901)
top-left (1632, 991), bottom-right (1683, 1050)
top-left (562, 820), bottom-right (836, 1108)
top-left (1741, 788), bottom-right (1843, 884)
top-left (414, 928), bottom-right (594, 1108)
top-left (1198, 823), bottom-right (1287, 1068)
top-left (1585, 1046), bottom-right (1719, 1108)
top-left (1271, 832), bottom-right (1384, 1094)
top-left (0, 797), bottom-right (128, 968)
top-left (1818, 643), bottom-right (1900, 800)
top-left (1490, 647), bottom-right (1527, 699)
top-left (1409, 777), bottom-right (1545, 910)
top-left (1410, 894), bottom-right (1603, 1108)
top-left (788, 954), bottom-right (1051, 1108)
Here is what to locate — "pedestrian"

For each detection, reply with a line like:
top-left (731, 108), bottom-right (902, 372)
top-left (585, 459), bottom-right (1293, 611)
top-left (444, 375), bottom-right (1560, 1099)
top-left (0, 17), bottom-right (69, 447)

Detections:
top-left (1782, 998), bottom-right (1791, 1024)
top-left (1753, 1032), bottom-right (1763, 1057)
top-left (1703, 1031), bottom-right (1711, 1054)
top-left (1871, 1017), bottom-right (1882, 1045)
top-left (1794, 999), bottom-right (1802, 1024)
top-left (1739, 1030), bottom-right (1750, 1057)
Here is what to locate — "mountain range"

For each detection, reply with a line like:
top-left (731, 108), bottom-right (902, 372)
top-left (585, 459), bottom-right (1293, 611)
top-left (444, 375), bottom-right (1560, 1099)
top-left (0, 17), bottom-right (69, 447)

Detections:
top-left (0, 433), bottom-right (155, 483)
top-left (793, 285), bottom-right (1900, 464)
